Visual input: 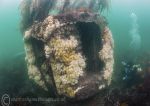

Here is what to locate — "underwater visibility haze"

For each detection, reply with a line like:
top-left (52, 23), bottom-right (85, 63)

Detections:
top-left (0, 0), bottom-right (150, 106)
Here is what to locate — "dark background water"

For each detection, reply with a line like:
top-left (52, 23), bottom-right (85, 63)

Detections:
top-left (0, 0), bottom-right (150, 99)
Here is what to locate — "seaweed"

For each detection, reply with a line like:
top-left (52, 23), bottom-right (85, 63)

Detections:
top-left (20, 0), bottom-right (32, 33)
top-left (20, 0), bottom-right (54, 33)
top-left (20, 0), bottom-right (110, 33)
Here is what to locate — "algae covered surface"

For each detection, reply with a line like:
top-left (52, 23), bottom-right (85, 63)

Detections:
top-left (0, 0), bottom-right (150, 106)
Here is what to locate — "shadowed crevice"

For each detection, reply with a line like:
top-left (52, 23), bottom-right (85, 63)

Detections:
top-left (76, 22), bottom-right (104, 73)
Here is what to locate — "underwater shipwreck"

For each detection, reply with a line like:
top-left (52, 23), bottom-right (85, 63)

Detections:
top-left (20, 0), bottom-right (114, 105)
top-left (0, 0), bottom-right (149, 106)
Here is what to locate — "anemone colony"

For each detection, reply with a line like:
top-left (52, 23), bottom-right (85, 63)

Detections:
top-left (20, 0), bottom-right (114, 105)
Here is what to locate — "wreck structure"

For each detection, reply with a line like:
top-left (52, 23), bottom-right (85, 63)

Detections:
top-left (20, 0), bottom-right (114, 105)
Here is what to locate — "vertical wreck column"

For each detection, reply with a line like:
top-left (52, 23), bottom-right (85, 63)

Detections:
top-left (22, 11), bottom-right (114, 104)
top-left (20, 0), bottom-right (114, 105)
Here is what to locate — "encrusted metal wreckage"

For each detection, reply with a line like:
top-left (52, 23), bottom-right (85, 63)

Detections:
top-left (24, 8), bottom-right (114, 106)
top-left (23, 11), bottom-right (114, 102)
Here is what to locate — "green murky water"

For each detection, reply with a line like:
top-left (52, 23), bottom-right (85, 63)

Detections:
top-left (0, 0), bottom-right (24, 61)
top-left (0, 0), bottom-right (150, 62)
top-left (0, 0), bottom-right (150, 104)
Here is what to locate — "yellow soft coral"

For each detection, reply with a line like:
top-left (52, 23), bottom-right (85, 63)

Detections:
top-left (46, 35), bottom-right (86, 97)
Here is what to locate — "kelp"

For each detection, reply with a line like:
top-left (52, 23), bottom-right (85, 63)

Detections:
top-left (20, 0), bottom-right (110, 33)
top-left (20, 0), bottom-right (55, 32)
top-left (20, 0), bottom-right (32, 33)
top-left (98, 0), bottom-right (110, 12)
top-left (57, 0), bottom-right (110, 13)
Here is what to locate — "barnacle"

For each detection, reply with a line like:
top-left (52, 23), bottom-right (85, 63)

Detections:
top-left (46, 35), bottom-right (86, 97)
